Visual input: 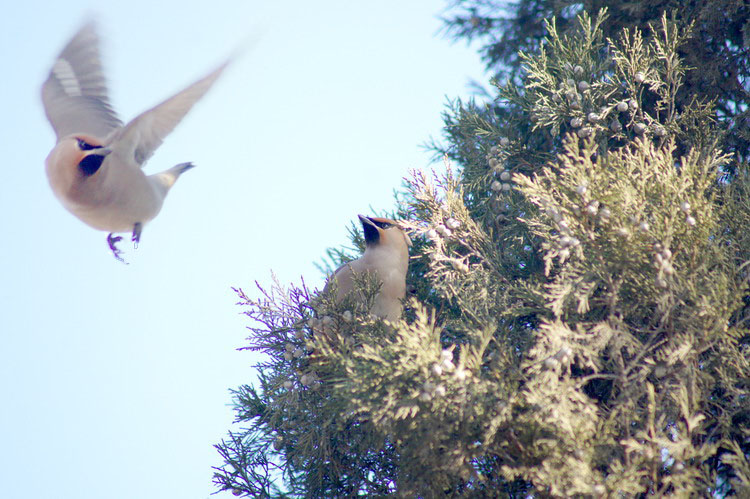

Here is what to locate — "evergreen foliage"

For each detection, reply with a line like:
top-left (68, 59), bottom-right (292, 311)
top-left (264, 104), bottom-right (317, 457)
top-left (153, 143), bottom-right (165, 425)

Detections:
top-left (214, 5), bottom-right (750, 497)
top-left (441, 0), bottom-right (750, 174)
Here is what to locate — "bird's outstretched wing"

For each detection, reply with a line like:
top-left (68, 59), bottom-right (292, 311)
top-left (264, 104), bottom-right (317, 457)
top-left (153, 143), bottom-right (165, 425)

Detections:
top-left (110, 61), bottom-right (229, 167)
top-left (41, 21), bottom-right (123, 141)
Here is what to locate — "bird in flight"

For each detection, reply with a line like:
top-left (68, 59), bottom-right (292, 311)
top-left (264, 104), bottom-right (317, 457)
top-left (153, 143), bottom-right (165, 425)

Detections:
top-left (42, 21), bottom-right (228, 262)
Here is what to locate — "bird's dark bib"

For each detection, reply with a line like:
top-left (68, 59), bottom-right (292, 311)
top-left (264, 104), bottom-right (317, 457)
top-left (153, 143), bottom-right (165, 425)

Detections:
top-left (78, 154), bottom-right (107, 176)
top-left (362, 222), bottom-right (380, 245)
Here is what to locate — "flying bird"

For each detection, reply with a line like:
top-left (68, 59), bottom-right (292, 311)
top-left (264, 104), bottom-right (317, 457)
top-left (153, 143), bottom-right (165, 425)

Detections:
top-left (42, 22), bottom-right (228, 261)
top-left (325, 215), bottom-right (411, 322)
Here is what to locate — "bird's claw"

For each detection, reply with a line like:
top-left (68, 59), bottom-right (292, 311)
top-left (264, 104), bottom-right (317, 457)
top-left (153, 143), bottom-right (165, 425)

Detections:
top-left (107, 233), bottom-right (127, 264)
top-left (132, 222), bottom-right (142, 249)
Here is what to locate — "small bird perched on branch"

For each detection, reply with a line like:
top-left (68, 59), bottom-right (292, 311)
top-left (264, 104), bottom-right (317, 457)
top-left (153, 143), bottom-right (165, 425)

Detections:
top-left (325, 215), bottom-right (411, 322)
top-left (41, 21), bottom-right (229, 262)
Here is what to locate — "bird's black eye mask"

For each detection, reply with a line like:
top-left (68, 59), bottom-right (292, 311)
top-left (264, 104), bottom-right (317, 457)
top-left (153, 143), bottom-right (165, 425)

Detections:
top-left (77, 138), bottom-right (103, 151)
top-left (361, 218), bottom-right (398, 245)
top-left (372, 220), bottom-right (393, 229)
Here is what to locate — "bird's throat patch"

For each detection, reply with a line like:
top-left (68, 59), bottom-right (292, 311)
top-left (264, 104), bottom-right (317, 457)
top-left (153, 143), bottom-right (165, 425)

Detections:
top-left (362, 221), bottom-right (380, 245)
top-left (78, 154), bottom-right (107, 176)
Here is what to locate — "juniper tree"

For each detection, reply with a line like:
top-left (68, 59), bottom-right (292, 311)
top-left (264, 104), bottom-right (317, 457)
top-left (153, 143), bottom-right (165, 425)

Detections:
top-left (213, 7), bottom-right (750, 497)
top-left (440, 0), bottom-right (750, 174)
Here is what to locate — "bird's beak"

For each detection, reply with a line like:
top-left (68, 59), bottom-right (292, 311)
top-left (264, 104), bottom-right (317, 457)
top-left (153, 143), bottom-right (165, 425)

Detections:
top-left (97, 147), bottom-right (113, 156)
top-left (358, 214), bottom-right (375, 227)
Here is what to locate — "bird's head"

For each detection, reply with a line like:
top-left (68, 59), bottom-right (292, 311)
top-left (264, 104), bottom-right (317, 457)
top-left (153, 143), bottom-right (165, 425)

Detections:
top-left (54, 134), bottom-right (112, 177)
top-left (358, 215), bottom-right (412, 251)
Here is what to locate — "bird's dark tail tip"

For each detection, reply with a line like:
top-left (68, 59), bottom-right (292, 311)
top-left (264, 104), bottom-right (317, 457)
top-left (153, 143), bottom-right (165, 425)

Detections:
top-left (172, 162), bottom-right (196, 176)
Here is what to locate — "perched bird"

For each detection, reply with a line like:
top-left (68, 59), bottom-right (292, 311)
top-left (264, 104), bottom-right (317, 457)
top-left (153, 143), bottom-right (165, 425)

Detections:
top-left (325, 215), bottom-right (411, 322)
top-left (42, 22), bottom-right (228, 261)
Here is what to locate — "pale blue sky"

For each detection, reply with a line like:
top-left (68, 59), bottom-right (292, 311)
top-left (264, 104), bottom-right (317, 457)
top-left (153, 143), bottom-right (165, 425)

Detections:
top-left (0, 1), bottom-right (485, 497)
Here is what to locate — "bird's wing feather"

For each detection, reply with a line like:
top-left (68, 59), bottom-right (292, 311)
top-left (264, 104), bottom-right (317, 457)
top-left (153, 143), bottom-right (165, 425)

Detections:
top-left (41, 22), bottom-right (123, 141)
top-left (326, 259), bottom-right (367, 298)
top-left (109, 61), bottom-right (229, 167)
